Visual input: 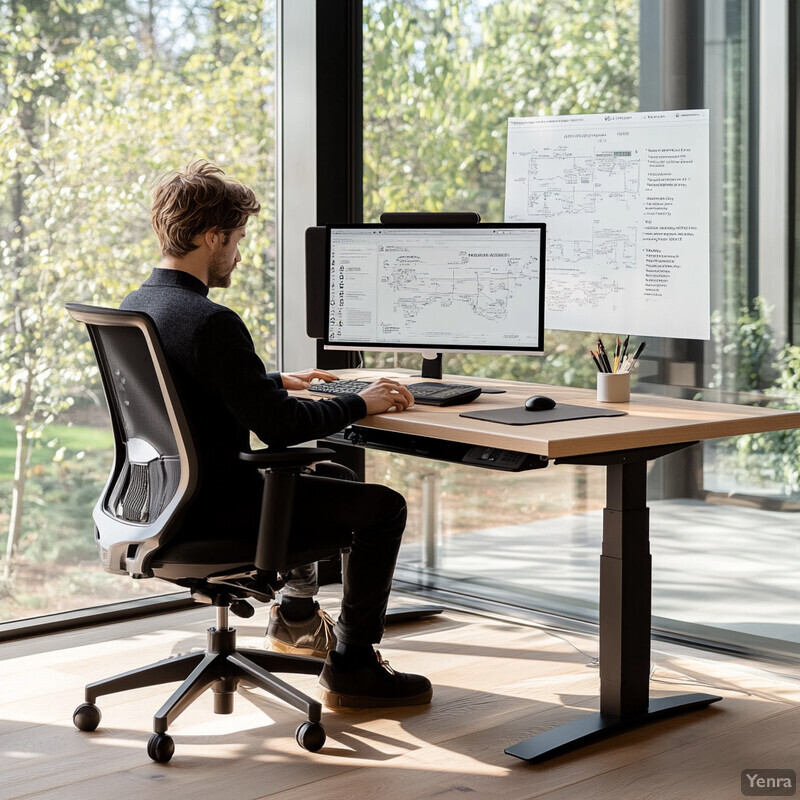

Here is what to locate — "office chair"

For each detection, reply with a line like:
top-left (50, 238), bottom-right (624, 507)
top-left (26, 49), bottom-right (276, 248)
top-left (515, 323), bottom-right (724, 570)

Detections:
top-left (66, 303), bottom-right (349, 763)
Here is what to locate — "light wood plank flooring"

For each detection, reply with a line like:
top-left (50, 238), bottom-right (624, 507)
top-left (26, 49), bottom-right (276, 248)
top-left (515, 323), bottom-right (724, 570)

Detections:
top-left (1, 592), bottom-right (798, 800)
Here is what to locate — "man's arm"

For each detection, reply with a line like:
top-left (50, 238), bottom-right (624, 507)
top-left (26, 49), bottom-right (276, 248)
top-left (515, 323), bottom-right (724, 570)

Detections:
top-left (194, 310), bottom-right (367, 447)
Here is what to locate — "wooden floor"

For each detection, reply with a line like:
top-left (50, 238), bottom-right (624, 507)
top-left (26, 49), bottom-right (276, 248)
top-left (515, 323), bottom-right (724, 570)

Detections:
top-left (1, 591), bottom-right (798, 800)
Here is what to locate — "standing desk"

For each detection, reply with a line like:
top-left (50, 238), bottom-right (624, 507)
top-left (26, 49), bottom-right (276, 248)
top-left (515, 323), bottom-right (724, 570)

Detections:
top-left (304, 370), bottom-right (800, 763)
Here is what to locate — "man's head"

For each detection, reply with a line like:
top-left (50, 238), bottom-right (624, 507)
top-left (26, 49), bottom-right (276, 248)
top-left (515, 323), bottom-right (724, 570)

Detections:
top-left (150, 160), bottom-right (261, 285)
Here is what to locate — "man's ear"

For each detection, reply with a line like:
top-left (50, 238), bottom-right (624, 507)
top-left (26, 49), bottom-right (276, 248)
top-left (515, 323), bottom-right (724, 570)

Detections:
top-left (201, 228), bottom-right (220, 249)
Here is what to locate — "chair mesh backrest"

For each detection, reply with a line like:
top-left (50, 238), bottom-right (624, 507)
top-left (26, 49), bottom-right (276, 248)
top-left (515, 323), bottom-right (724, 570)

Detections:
top-left (94, 324), bottom-right (183, 525)
top-left (68, 304), bottom-right (197, 577)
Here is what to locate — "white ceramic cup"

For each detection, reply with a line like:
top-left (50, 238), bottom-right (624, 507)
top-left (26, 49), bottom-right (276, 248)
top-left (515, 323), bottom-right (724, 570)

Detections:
top-left (597, 372), bottom-right (631, 403)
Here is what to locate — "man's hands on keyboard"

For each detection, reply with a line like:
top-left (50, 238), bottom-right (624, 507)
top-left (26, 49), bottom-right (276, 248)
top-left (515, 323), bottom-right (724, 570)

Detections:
top-left (359, 378), bottom-right (415, 415)
top-left (309, 377), bottom-right (414, 415)
top-left (308, 378), bottom-right (481, 408)
top-left (281, 368), bottom-right (341, 390)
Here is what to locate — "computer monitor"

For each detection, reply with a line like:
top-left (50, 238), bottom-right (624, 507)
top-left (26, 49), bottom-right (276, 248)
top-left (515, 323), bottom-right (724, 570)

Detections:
top-left (324, 222), bottom-right (546, 378)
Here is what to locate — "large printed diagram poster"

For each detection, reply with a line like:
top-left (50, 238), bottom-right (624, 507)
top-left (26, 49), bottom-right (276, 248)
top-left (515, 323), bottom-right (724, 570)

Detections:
top-left (504, 110), bottom-right (710, 339)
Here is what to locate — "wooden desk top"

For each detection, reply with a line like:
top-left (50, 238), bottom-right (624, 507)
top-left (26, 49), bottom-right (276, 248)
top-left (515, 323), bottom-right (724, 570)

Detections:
top-left (303, 370), bottom-right (800, 460)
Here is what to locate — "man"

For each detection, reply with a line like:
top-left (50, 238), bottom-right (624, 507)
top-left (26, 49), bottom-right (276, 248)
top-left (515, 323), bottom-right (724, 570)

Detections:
top-left (121, 160), bottom-right (431, 709)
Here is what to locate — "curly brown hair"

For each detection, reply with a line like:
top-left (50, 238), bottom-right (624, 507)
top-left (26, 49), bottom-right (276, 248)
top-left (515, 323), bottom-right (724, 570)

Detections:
top-left (150, 160), bottom-right (261, 258)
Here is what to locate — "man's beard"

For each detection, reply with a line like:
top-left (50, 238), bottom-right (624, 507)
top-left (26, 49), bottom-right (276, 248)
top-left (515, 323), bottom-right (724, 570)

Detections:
top-left (207, 253), bottom-right (233, 288)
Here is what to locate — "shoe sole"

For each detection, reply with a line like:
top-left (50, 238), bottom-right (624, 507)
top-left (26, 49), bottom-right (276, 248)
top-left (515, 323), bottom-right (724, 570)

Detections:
top-left (265, 637), bottom-right (329, 660)
top-left (319, 686), bottom-right (433, 710)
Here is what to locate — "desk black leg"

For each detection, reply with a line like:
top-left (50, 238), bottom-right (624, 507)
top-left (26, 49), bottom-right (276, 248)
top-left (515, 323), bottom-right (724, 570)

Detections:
top-left (505, 457), bottom-right (721, 763)
top-left (601, 458), bottom-right (652, 717)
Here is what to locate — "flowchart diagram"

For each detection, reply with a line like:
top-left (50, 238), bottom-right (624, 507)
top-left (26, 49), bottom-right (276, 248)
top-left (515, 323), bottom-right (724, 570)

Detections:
top-left (505, 110), bottom-right (710, 339)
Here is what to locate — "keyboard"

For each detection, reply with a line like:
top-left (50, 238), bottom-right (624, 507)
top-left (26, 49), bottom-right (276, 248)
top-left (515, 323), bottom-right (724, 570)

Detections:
top-left (308, 380), bottom-right (481, 407)
top-left (406, 382), bottom-right (481, 406)
top-left (308, 379), bottom-right (371, 395)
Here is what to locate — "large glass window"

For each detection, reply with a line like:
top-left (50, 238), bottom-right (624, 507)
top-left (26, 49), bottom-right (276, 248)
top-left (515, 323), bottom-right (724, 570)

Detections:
top-left (362, 0), bottom-right (637, 618)
top-left (0, 0), bottom-right (276, 621)
top-left (362, 1), bottom-right (800, 655)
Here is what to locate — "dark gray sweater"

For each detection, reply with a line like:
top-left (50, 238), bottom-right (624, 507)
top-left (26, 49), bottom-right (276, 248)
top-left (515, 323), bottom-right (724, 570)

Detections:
top-left (121, 268), bottom-right (366, 535)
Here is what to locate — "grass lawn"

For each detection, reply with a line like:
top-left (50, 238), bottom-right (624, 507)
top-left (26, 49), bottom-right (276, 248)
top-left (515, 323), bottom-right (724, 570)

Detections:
top-left (0, 415), bottom-right (118, 620)
top-left (0, 416), bottom-right (113, 481)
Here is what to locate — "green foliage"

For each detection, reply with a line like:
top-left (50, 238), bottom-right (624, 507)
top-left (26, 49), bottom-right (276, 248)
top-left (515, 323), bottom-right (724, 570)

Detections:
top-left (710, 296), bottom-right (777, 393)
top-left (363, 0), bottom-right (639, 222)
top-left (0, 0), bottom-right (277, 570)
top-left (16, 453), bottom-right (108, 562)
top-left (727, 343), bottom-right (800, 494)
top-left (362, 0), bottom-right (638, 385)
top-left (0, 417), bottom-right (113, 560)
top-left (0, 415), bottom-right (111, 479)
top-left (771, 344), bottom-right (800, 395)
top-left (703, 296), bottom-right (800, 493)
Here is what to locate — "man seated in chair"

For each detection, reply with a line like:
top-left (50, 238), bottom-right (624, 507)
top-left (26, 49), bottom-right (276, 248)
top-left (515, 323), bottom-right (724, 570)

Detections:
top-left (120, 159), bottom-right (431, 710)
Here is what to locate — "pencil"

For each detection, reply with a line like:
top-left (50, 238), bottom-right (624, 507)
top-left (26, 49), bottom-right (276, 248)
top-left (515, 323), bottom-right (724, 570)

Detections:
top-left (597, 338), bottom-right (612, 373)
top-left (621, 334), bottom-right (630, 361)
top-left (626, 341), bottom-right (646, 372)
top-left (590, 350), bottom-right (603, 372)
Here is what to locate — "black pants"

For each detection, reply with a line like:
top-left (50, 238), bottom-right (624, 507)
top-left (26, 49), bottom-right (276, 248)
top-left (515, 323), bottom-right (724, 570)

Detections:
top-left (288, 462), bottom-right (407, 646)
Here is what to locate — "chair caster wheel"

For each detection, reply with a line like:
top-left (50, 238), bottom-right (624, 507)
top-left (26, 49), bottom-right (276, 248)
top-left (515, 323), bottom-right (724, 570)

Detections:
top-left (147, 733), bottom-right (175, 763)
top-left (295, 721), bottom-right (325, 752)
top-left (73, 703), bottom-right (101, 732)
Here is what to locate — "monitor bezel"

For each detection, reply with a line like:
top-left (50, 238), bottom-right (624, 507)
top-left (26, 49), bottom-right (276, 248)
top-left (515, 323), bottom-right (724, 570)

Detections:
top-left (323, 221), bottom-right (547, 355)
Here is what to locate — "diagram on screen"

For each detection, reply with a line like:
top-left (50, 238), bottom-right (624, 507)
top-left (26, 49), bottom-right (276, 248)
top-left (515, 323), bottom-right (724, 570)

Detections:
top-left (379, 247), bottom-right (541, 341)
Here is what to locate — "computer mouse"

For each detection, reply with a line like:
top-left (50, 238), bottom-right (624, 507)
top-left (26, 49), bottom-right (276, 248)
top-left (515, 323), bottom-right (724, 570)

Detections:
top-left (525, 395), bottom-right (556, 411)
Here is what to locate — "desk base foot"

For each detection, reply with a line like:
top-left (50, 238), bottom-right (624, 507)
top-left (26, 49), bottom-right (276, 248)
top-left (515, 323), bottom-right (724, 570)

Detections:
top-left (505, 693), bottom-right (722, 763)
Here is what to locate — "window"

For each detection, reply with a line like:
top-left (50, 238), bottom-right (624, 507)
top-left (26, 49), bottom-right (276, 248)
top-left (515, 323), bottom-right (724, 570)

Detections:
top-left (361, 0), bottom-right (800, 656)
top-left (0, 0), bottom-right (277, 621)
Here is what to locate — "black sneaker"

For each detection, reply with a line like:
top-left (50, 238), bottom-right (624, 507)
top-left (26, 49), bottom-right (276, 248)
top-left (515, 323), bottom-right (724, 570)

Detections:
top-left (319, 649), bottom-right (433, 709)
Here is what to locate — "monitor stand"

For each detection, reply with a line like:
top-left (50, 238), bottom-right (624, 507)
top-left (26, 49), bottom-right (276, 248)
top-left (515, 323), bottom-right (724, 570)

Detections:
top-left (419, 352), bottom-right (443, 379)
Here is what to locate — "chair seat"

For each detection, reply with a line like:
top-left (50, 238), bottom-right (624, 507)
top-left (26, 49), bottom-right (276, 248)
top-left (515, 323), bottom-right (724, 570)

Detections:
top-left (150, 537), bottom-right (348, 581)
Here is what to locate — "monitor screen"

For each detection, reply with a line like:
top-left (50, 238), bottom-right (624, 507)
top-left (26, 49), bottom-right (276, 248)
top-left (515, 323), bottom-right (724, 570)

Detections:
top-left (324, 223), bottom-right (546, 357)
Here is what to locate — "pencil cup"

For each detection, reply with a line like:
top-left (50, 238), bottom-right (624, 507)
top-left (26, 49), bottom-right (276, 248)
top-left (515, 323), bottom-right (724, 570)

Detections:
top-left (597, 372), bottom-right (630, 403)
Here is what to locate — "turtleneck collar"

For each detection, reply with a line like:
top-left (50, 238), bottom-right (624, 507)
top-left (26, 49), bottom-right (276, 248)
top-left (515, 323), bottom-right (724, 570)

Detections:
top-left (143, 267), bottom-right (209, 298)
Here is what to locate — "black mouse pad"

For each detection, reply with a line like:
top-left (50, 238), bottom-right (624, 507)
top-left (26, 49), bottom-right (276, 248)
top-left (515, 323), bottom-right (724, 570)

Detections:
top-left (459, 403), bottom-right (627, 426)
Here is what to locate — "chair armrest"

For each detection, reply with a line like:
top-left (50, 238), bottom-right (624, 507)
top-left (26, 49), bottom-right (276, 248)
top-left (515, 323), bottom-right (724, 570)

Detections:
top-left (240, 447), bottom-right (336, 573)
top-left (239, 447), bottom-right (336, 470)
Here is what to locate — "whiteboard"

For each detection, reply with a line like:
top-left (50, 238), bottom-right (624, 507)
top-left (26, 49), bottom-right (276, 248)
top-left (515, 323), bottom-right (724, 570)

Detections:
top-left (504, 110), bottom-right (710, 339)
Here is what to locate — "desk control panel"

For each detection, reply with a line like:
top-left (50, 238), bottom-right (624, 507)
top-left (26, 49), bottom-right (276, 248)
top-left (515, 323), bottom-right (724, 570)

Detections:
top-left (334, 427), bottom-right (548, 472)
top-left (462, 446), bottom-right (531, 470)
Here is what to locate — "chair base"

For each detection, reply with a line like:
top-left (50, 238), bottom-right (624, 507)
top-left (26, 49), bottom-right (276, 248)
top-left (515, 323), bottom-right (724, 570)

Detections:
top-left (73, 605), bottom-right (327, 762)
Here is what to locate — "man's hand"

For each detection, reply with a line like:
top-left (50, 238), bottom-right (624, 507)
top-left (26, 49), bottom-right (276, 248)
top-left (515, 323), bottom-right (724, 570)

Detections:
top-left (358, 377), bottom-right (414, 415)
top-left (281, 368), bottom-right (340, 390)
